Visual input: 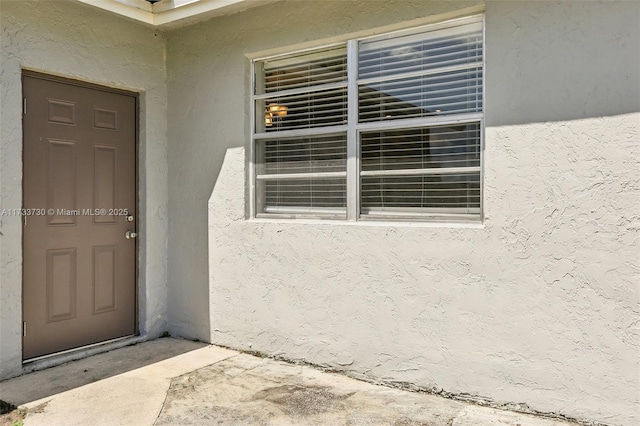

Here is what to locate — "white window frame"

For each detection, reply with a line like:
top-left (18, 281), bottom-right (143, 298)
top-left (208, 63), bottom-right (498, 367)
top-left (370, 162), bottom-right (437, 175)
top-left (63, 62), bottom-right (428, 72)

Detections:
top-left (249, 14), bottom-right (485, 223)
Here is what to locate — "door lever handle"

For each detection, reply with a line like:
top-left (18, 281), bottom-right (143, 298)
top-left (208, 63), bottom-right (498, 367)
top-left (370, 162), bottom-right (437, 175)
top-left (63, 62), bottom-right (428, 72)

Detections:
top-left (125, 230), bottom-right (137, 239)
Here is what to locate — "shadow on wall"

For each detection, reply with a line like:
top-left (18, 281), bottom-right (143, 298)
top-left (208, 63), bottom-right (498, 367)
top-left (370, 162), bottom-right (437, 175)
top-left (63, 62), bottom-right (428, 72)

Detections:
top-left (484, 0), bottom-right (640, 127)
top-left (169, 0), bottom-right (640, 212)
top-left (165, 0), bottom-right (640, 349)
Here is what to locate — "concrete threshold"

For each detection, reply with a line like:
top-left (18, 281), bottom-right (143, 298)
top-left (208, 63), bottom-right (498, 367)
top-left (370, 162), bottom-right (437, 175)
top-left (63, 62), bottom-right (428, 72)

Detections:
top-left (0, 338), bottom-right (581, 426)
top-left (23, 335), bottom-right (142, 371)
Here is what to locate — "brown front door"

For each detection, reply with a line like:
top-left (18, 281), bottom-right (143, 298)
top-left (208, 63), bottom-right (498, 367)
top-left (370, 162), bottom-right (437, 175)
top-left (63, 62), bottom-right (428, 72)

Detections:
top-left (22, 72), bottom-right (137, 360)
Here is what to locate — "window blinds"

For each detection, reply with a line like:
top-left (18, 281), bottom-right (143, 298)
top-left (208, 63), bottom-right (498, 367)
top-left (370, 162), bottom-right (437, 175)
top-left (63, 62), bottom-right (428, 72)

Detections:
top-left (357, 19), bottom-right (483, 219)
top-left (254, 46), bottom-right (348, 217)
top-left (253, 16), bottom-right (483, 221)
top-left (360, 123), bottom-right (481, 216)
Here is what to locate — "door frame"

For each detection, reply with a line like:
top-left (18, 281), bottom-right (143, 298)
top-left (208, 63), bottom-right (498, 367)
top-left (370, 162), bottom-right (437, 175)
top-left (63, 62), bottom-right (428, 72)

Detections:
top-left (21, 69), bottom-right (140, 361)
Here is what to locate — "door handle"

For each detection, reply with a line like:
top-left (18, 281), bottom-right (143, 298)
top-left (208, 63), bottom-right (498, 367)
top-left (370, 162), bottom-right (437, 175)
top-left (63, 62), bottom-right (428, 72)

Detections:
top-left (125, 230), bottom-right (137, 239)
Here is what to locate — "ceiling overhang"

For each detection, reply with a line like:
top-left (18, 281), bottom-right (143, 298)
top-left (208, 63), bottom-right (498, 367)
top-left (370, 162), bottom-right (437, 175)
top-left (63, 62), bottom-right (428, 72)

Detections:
top-left (76, 0), bottom-right (272, 28)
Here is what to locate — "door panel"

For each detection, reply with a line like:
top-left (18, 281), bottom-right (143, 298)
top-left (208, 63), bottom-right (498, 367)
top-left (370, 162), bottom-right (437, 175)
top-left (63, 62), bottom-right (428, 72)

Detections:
top-left (94, 145), bottom-right (118, 224)
top-left (23, 74), bottom-right (137, 360)
top-left (47, 140), bottom-right (77, 226)
top-left (46, 248), bottom-right (77, 322)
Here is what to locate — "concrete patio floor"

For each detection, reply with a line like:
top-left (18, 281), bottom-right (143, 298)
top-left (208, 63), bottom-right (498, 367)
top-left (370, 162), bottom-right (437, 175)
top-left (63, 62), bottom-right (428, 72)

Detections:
top-left (0, 338), bottom-right (581, 425)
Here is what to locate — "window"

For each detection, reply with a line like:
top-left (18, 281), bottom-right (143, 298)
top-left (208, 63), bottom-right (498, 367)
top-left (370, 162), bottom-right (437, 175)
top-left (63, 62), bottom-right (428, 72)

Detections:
top-left (251, 15), bottom-right (483, 222)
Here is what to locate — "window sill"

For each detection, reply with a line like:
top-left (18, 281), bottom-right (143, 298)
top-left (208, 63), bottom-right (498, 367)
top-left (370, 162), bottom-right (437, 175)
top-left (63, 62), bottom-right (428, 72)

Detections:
top-left (246, 217), bottom-right (484, 229)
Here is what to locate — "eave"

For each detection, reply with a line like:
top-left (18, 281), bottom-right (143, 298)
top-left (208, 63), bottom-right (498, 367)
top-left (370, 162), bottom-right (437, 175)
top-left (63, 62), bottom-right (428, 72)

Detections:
top-left (76, 0), bottom-right (275, 28)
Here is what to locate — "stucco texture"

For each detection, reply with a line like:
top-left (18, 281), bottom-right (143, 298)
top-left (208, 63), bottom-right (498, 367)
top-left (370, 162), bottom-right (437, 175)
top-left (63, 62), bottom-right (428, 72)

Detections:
top-left (0, 0), bottom-right (637, 424)
top-left (166, 1), bottom-right (639, 425)
top-left (0, 0), bottom-right (169, 379)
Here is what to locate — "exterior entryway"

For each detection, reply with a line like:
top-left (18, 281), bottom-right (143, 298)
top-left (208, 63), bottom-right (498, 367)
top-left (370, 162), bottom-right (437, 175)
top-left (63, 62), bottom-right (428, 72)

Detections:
top-left (22, 72), bottom-right (138, 360)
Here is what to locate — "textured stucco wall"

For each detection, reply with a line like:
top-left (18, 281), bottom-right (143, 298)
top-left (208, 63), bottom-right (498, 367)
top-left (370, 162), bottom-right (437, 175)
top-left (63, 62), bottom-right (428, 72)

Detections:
top-left (165, 0), bottom-right (482, 350)
top-left (0, 0), bottom-right (169, 379)
top-left (167, 1), bottom-right (640, 424)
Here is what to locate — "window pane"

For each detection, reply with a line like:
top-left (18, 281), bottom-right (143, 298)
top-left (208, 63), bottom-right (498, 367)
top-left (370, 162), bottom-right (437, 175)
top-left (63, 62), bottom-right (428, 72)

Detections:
top-left (358, 22), bottom-right (482, 80)
top-left (360, 123), bottom-right (481, 218)
top-left (359, 67), bottom-right (482, 122)
top-left (255, 134), bottom-right (347, 217)
top-left (263, 178), bottom-right (347, 211)
top-left (361, 123), bottom-right (481, 172)
top-left (361, 173), bottom-right (480, 212)
top-left (258, 45), bottom-right (347, 95)
top-left (256, 134), bottom-right (347, 176)
top-left (257, 87), bottom-right (347, 132)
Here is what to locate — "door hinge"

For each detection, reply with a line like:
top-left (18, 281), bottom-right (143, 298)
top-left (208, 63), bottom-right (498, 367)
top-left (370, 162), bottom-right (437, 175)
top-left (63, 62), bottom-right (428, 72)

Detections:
top-left (23, 98), bottom-right (27, 115)
top-left (23, 321), bottom-right (27, 337)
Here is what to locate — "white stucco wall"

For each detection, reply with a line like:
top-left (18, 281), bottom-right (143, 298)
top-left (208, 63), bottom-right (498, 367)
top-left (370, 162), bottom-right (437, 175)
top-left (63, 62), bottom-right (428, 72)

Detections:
top-left (0, 0), bottom-right (169, 379)
top-left (167, 1), bottom-right (639, 424)
top-left (2, 0), bottom-right (637, 423)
